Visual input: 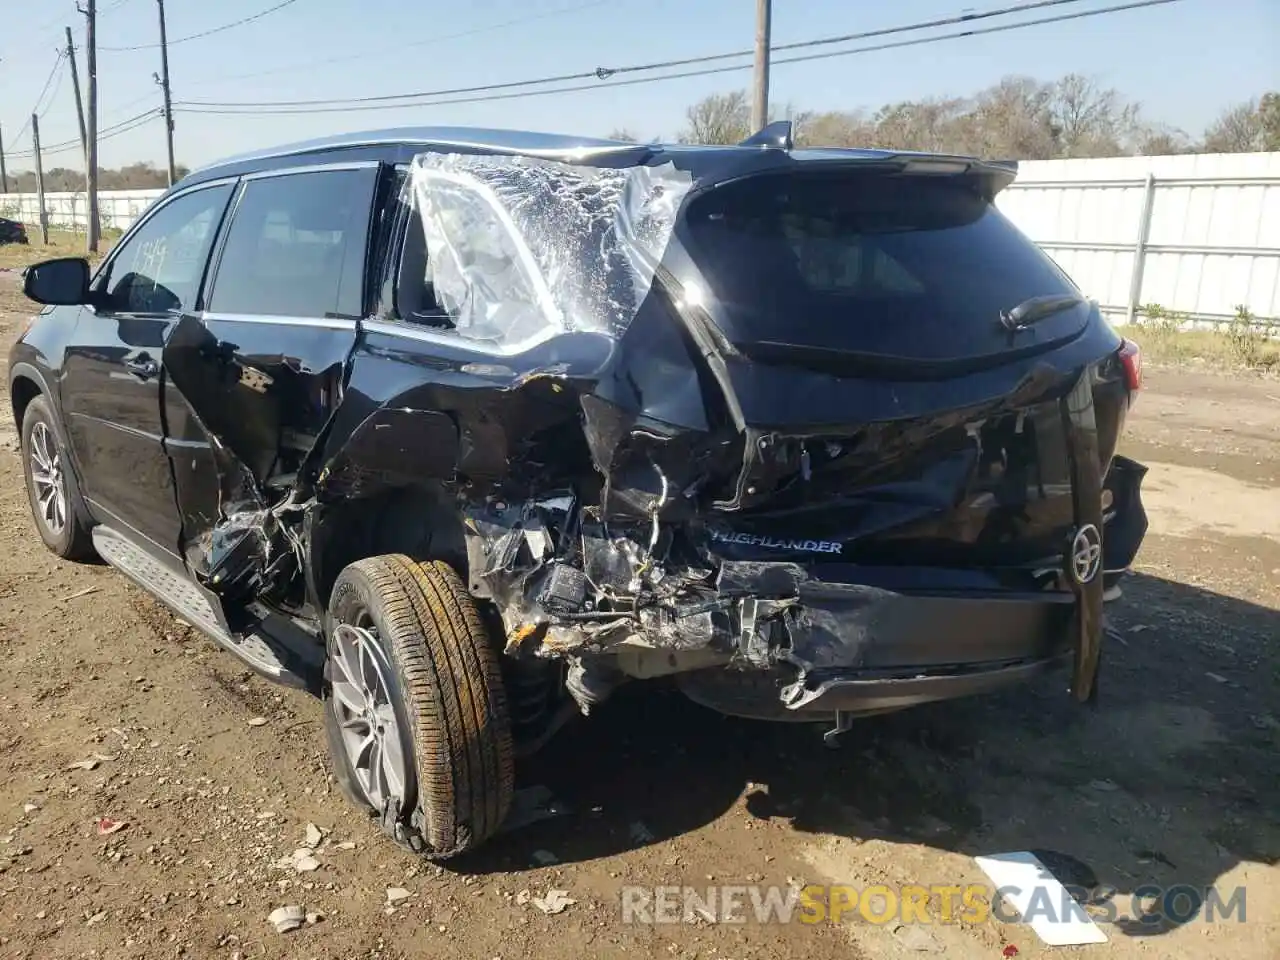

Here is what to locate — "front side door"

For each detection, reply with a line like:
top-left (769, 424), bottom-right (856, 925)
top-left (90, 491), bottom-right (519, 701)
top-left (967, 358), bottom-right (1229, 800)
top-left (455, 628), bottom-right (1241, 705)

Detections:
top-left (61, 181), bottom-right (235, 557)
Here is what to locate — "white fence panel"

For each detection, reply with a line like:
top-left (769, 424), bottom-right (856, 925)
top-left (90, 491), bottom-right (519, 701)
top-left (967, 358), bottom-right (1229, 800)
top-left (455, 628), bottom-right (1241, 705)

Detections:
top-left (998, 152), bottom-right (1280, 328)
top-left (0, 188), bottom-right (164, 231)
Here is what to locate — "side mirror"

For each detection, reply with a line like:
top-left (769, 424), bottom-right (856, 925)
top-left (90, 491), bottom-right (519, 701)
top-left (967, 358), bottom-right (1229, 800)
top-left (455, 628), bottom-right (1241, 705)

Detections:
top-left (22, 257), bottom-right (93, 307)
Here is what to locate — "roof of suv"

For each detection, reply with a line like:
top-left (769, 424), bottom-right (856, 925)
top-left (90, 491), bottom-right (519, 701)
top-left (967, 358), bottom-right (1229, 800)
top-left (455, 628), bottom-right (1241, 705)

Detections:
top-left (183, 124), bottom-right (1018, 191)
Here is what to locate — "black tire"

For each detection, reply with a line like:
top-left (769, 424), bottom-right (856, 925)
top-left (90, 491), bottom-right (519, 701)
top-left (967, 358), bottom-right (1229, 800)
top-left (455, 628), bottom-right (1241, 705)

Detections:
top-left (323, 554), bottom-right (514, 859)
top-left (20, 395), bottom-right (95, 561)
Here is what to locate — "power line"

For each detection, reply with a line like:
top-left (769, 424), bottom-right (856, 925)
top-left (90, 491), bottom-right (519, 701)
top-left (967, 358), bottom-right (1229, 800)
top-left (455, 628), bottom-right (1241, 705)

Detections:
top-left (100, 0), bottom-right (301, 52)
top-left (9, 111), bottom-right (149, 160)
top-left (102, 89), bottom-right (164, 123)
top-left (0, 1), bottom-right (83, 62)
top-left (174, 0), bottom-right (1180, 117)
top-left (180, 0), bottom-right (613, 88)
top-left (173, 0), bottom-right (1128, 110)
top-left (18, 6), bottom-right (72, 43)
top-left (182, 0), bottom-right (1097, 108)
top-left (6, 51), bottom-right (66, 150)
top-left (9, 109), bottom-right (160, 160)
top-left (8, 112), bottom-right (160, 164)
top-left (37, 57), bottom-right (68, 121)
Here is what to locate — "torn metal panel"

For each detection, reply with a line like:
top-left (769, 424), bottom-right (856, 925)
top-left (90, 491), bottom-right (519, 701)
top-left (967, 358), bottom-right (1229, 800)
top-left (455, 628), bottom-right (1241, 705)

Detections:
top-left (315, 407), bottom-right (459, 500)
top-left (161, 312), bottom-right (357, 595)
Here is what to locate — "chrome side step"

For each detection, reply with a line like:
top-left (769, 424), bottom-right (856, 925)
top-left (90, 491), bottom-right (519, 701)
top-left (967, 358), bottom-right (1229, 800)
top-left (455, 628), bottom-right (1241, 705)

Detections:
top-left (91, 527), bottom-right (322, 690)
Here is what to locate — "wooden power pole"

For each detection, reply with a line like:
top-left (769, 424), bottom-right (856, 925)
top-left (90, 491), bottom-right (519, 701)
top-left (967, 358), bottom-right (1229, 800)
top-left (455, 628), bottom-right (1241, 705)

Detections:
top-left (82, 0), bottom-right (100, 253)
top-left (32, 114), bottom-right (49, 244)
top-left (751, 0), bottom-right (772, 133)
top-left (156, 0), bottom-right (176, 185)
top-left (66, 26), bottom-right (87, 155)
top-left (0, 123), bottom-right (8, 195)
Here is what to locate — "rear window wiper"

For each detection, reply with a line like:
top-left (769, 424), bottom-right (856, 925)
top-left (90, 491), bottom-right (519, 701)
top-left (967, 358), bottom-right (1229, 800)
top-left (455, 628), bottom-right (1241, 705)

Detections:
top-left (999, 294), bottom-right (1085, 333)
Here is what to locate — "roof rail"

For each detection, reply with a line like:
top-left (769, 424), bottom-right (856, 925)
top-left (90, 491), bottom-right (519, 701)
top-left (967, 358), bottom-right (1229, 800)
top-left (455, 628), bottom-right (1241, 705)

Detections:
top-left (738, 120), bottom-right (793, 151)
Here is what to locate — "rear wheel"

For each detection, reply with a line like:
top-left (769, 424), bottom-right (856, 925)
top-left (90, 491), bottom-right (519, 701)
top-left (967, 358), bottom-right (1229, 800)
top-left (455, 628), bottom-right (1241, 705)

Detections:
top-left (20, 395), bottom-right (95, 560)
top-left (323, 554), bottom-right (514, 859)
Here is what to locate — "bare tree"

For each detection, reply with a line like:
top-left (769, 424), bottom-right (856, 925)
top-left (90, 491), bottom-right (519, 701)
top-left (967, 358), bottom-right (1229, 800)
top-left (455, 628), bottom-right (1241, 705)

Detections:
top-left (676, 74), bottom-right (1264, 161)
top-left (1133, 125), bottom-right (1194, 156)
top-left (607, 128), bottom-right (639, 142)
top-left (1203, 100), bottom-right (1264, 152)
top-left (1202, 92), bottom-right (1280, 153)
top-left (4, 161), bottom-right (187, 192)
top-left (870, 97), bottom-right (969, 153)
top-left (1047, 74), bottom-right (1145, 157)
top-left (679, 91), bottom-right (751, 144)
top-left (796, 109), bottom-right (876, 148)
top-left (962, 76), bottom-right (1058, 159)
top-left (1261, 92), bottom-right (1280, 151)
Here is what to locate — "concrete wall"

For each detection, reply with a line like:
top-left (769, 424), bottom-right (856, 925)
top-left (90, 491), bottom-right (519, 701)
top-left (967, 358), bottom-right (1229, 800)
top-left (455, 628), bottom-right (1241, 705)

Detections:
top-left (4, 151), bottom-right (1278, 326)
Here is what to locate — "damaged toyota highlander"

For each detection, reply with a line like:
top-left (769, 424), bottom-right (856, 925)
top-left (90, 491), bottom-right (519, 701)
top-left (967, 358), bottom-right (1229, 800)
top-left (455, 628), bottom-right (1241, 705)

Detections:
top-left (10, 124), bottom-right (1148, 858)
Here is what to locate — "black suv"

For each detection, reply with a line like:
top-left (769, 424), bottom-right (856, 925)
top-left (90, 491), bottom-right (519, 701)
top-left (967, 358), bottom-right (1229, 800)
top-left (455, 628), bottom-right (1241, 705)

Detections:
top-left (11, 124), bottom-right (1148, 858)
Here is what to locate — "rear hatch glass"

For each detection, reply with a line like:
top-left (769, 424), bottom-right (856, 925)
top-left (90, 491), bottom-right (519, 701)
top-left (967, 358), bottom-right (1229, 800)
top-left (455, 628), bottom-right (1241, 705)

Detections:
top-left (683, 169), bottom-right (1089, 369)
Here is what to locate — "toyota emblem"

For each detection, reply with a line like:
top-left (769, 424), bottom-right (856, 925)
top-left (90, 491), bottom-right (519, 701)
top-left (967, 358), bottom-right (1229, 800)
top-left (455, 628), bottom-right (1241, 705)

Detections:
top-left (1069, 523), bottom-right (1103, 586)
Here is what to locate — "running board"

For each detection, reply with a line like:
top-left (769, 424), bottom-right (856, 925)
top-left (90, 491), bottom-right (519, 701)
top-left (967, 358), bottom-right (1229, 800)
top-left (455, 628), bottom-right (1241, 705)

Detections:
top-left (91, 527), bottom-right (323, 691)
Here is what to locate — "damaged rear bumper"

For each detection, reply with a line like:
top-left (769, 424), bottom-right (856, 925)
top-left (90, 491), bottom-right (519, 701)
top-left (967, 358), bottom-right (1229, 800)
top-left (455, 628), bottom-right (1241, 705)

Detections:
top-left (678, 654), bottom-right (1070, 720)
top-left (468, 454), bottom-right (1148, 720)
top-left (788, 656), bottom-right (1068, 715)
top-left (679, 575), bottom-right (1078, 717)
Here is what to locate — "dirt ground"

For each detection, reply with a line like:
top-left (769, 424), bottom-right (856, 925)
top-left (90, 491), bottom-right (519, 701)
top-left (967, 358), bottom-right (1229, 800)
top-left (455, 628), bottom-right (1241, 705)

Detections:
top-left (0, 269), bottom-right (1276, 959)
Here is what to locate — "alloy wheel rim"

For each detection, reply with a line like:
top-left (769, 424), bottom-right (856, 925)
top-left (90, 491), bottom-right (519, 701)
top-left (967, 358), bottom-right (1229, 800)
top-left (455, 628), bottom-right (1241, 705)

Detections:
top-left (329, 622), bottom-right (411, 813)
top-left (28, 422), bottom-right (67, 537)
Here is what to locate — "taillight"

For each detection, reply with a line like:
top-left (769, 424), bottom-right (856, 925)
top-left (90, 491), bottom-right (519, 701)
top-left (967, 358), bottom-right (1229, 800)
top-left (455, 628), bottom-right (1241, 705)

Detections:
top-left (1118, 338), bottom-right (1141, 392)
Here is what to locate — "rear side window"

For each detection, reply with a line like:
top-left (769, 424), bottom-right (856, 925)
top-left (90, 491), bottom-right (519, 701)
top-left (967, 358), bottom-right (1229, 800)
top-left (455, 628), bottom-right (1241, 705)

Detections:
top-left (684, 172), bottom-right (1079, 355)
top-left (208, 167), bottom-right (377, 318)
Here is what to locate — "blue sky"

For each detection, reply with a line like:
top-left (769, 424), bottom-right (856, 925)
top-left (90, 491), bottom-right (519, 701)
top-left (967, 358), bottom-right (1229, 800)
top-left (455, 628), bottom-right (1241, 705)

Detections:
top-left (2, 0), bottom-right (1277, 172)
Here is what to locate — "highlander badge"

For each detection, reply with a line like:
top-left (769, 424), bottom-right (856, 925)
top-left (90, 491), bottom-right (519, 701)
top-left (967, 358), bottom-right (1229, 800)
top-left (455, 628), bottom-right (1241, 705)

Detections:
top-left (709, 529), bottom-right (843, 555)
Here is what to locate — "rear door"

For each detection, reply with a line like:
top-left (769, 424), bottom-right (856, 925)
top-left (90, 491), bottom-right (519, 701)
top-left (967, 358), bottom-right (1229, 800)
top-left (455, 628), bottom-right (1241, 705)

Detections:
top-left (161, 162), bottom-right (381, 579)
top-left (61, 181), bottom-right (234, 557)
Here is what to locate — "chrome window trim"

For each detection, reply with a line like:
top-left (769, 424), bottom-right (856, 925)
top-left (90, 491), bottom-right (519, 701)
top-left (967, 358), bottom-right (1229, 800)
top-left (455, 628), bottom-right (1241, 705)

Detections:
top-left (239, 160), bottom-right (382, 181)
top-left (361, 318), bottom-right (563, 357)
top-left (194, 312), bottom-right (566, 356)
top-left (200, 311), bottom-right (358, 331)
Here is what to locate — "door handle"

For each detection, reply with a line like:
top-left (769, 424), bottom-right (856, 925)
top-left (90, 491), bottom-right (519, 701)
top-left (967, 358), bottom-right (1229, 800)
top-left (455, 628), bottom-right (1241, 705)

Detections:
top-left (125, 356), bottom-right (159, 378)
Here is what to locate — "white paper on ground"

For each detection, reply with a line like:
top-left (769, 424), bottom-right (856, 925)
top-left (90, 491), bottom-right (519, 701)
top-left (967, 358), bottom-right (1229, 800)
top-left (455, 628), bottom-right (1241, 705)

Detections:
top-left (974, 851), bottom-right (1109, 946)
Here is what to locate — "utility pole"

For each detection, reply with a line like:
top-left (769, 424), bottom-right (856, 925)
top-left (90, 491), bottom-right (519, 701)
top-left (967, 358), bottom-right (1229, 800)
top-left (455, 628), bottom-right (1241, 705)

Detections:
top-left (66, 27), bottom-right (87, 156)
top-left (32, 114), bottom-right (49, 244)
top-left (80, 0), bottom-right (100, 252)
top-left (156, 0), bottom-right (176, 185)
top-left (751, 0), bottom-right (772, 133)
top-left (0, 123), bottom-right (8, 195)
